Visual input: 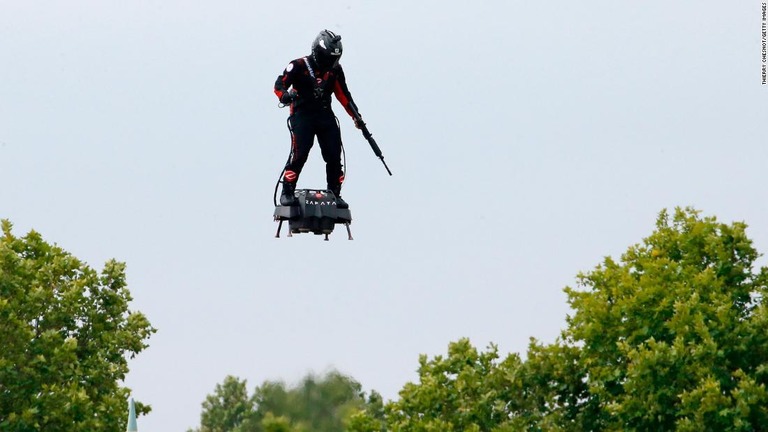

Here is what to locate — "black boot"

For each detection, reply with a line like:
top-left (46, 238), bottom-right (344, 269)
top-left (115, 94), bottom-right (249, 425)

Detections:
top-left (280, 181), bottom-right (298, 206)
top-left (330, 187), bottom-right (348, 209)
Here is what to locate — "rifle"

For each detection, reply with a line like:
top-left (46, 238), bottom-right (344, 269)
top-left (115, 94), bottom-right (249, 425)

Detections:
top-left (349, 103), bottom-right (392, 176)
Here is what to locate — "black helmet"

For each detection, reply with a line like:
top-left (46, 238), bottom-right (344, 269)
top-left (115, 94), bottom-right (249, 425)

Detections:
top-left (312, 30), bottom-right (343, 69)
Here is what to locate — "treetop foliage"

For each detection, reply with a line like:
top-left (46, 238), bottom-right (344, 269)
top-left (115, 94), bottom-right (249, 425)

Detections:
top-left (189, 370), bottom-right (379, 432)
top-left (0, 219), bottom-right (156, 431)
top-left (347, 207), bottom-right (768, 431)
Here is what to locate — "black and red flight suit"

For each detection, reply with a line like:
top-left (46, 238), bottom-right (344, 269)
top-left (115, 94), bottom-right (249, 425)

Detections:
top-left (274, 55), bottom-right (358, 197)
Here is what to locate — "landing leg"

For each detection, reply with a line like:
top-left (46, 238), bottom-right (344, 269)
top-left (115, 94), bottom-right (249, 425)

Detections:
top-left (324, 233), bottom-right (329, 241)
top-left (345, 223), bottom-right (353, 240)
top-left (275, 219), bottom-right (283, 238)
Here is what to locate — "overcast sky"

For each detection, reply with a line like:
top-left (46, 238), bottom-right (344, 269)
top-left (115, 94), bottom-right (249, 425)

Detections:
top-left (2, 1), bottom-right (767, 430)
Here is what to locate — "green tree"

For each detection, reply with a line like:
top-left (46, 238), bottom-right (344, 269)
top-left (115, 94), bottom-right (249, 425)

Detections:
top-left (0, 220), bottom-right (156, 431)
top-left (349, 208), bottom-right (768, 431)
top-left (191, 370), bottom-right (372, 432)
top-left (383, 338), bottom-right (523, 432)
top-left (559, 207), bottom-right (768, 430)
top-left (260, 412), bottom-right (299, 432)
top-left (345, 390), bottom-right (385, 432)
top-left (190, 376), bottom-right (258, 432)
top-left (254, 370), bottom-right (368, 432)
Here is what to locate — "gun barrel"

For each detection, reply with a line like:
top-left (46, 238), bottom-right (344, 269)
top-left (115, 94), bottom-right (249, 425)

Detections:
top-left (379, 156), bottom-right (393, 176)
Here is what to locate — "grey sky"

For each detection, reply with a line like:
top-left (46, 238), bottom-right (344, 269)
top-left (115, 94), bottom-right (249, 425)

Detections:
top-left (1, 1), bottom-right (766, 430)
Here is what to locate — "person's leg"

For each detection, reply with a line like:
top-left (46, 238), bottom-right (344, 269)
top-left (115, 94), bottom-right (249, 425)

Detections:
top-left (316, 114), bottom-right (347, 208)
top-left (281, 114), bottom-right (315, 205)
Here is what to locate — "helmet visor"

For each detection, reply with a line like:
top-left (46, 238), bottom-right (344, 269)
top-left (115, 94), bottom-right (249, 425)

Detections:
top-left (316, 51), bottom-right (341, 69)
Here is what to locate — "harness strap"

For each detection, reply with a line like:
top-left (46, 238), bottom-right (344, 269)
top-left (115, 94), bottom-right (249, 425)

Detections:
top-left (303, 57), bottom-right (316, 80)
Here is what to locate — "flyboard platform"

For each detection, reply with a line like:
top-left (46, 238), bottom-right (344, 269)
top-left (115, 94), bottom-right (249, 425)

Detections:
top-left (273, 189), bottom-right (353, 241)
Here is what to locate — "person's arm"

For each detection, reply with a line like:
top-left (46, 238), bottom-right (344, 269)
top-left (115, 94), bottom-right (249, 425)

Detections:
top-left (332, 66), bottom-right (361, 126)
top-left (274, 61), bottom-right (298, 104)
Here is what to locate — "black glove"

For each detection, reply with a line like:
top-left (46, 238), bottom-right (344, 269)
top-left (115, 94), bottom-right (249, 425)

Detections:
top-left (280, 90), bottom-right (297, 104)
